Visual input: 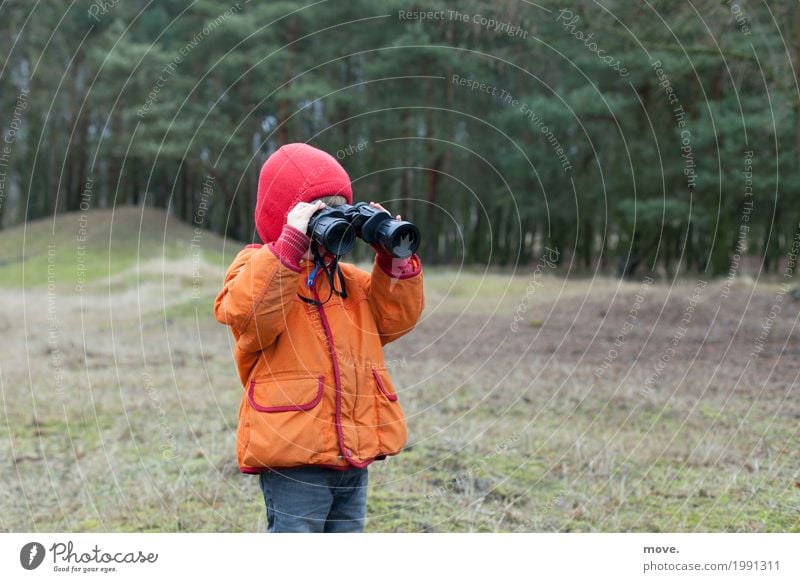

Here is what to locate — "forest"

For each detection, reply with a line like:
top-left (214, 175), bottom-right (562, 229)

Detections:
top-left (1, 0), bottom-right (798, 276)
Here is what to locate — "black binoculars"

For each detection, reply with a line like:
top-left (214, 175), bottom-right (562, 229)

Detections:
top-left (307, 202), bottom-right (420, 258)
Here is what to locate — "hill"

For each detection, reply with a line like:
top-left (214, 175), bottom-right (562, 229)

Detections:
top-left (0, 206), bottom-right (238, 288)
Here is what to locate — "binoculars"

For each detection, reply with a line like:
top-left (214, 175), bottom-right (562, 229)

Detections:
top-left (307, 202), bottom-right (421, 258)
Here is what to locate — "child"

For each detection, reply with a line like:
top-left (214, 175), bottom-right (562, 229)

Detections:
top-left (213, 143), bottom-right (424, 532)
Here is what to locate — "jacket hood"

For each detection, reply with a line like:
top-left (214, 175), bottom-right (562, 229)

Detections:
top-left (255, 143), bottom-right (353, 243)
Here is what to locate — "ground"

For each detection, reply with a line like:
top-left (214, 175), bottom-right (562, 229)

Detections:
top-left (0, 207), bottom-right (797, 532)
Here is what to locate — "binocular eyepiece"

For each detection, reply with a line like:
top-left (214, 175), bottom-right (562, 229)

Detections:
top-left (307, 202), bottom-right (420, 259)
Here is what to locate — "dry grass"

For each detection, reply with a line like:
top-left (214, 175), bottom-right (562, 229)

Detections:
top-left (1, 208), bottom-right (798, 532)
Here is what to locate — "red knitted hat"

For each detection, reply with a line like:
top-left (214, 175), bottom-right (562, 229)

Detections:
top-left (255, 143), bottom-right (353, 243)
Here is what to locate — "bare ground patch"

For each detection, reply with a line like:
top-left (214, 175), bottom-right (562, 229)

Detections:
top-left (1, 245), bottom-right (798, 531)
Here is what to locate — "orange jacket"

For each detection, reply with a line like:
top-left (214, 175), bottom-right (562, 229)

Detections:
top-left (214, 241), bottom-right (424, 472)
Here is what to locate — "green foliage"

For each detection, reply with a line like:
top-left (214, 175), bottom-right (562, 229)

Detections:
top-left (1, 0), bottom-right (798, 274)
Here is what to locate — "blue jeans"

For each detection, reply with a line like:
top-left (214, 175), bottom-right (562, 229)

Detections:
top-left (258, 465), bottom-right (369, 532)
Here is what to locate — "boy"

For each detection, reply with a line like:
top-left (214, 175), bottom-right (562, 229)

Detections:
top-left (213, 143), bottom-right (424, 532)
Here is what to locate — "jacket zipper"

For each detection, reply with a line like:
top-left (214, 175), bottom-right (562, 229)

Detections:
top-left (312, 286), bottom-right (369, 468)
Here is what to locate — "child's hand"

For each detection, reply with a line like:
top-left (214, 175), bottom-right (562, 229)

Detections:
top-left (287, 200), bottom-right (325, 233)
top-left (369, 201), bottom-right (401, 221)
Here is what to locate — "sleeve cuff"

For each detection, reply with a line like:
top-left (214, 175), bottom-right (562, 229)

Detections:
top-left (268, 224), bottom-right (310, 272)
top-left (376, 251), bottom-right (421, 279)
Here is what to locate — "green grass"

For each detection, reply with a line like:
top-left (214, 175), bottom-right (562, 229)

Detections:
top-left (0, 207), bottom-right (797, 532)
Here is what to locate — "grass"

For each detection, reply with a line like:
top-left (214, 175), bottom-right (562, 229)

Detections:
top-left (0, 206), bottom-right (236, 288)
top-left (0, 207), bottom-right (798, 532)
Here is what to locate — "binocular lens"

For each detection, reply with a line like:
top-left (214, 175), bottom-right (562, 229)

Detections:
top-left (323, 221), bottom-right (356, 256)
top-left (379, 222), bottom-right (420, 259)
top-left (311, 212), bottom-right (356, 256)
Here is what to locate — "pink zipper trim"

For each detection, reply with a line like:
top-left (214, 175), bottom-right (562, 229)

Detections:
top-left (247, 375), bottom-right (324, 412)
top-left (314, 286), bottom-right (371, 469)
top-left (371, 367), bottom-right (398, 401)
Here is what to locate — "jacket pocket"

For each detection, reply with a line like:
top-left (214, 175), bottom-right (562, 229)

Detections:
top-left (370, 366), bottom-right (407, 455)
top-left (371, 366), bottom-right (398, 401)
top-left (241, 374), bottom-right (328, 468)
top-left (247, 375), bottom-right (324, 412)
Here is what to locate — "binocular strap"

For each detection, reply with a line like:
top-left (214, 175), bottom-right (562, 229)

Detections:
top-left (297, 244), bottom-right (348, 307)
